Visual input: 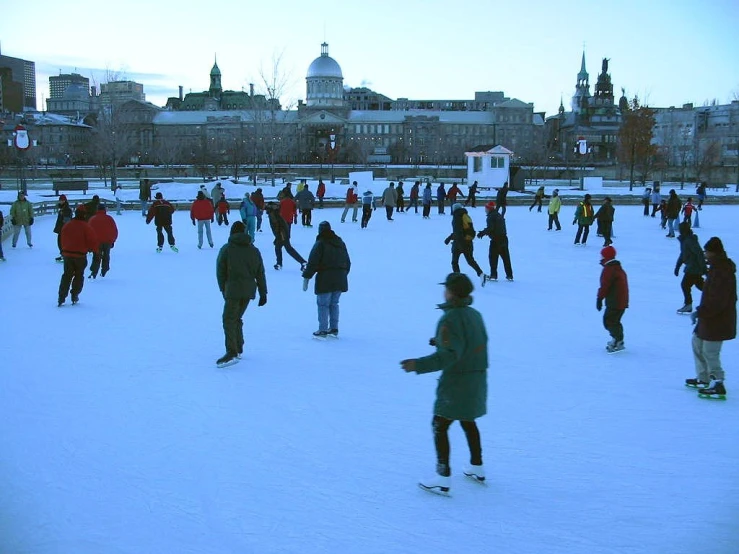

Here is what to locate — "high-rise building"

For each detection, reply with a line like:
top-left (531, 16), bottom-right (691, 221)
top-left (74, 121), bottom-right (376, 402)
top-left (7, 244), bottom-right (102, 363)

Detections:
top-left (49, 72), bottom-right (90, 99)
top-left (99, 80), bottom-right (145, 108)
top-left (0, 46), bottom-right (36, 110)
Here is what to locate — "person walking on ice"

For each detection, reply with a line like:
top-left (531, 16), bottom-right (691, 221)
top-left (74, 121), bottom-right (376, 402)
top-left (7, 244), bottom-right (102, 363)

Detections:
top-left (596, 246), bottom-right (629, 353)
top-left (573, 194), bottom-right (595, 245)
top-left (340, 183), bottom-right (359, 223)
top-left (687, 237), bottom-right (736, 400)
top-left (400, 272), bottom-right (489, 496)
top-left (239, 192), bottom-right (259, 240)
top-left (191, 191), bottom-right (215, 249)
top-left (10, 191), bottom-right (34, 248)
top-left (58, 205), bottom-right (98, 307)
top-left (215, 221), bottom-right (268, 368)
top-left (360, 189), bottom-right (377, 229)
top-left (547, 189), bottom-right (562, 231)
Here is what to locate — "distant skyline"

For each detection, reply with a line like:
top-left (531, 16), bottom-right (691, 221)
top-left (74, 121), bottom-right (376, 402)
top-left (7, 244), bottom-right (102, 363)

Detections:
top-left (3, 0), bottom-right (738, 116)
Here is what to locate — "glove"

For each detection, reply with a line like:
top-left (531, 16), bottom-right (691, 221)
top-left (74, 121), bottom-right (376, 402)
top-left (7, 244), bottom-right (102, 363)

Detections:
top-left (572, 220), bottom-right (576, 225)
top-left (400, 359), bottom-right (417, 373)
top-left (211, 218), bottom-right (214, 223)
top-left (444, 237), bottom-right (451, 245)
top-left (596, 298), bottom-right (603, 312)
top-left (477, 231), bottom-right (484, 239)
top-left (302, 278), bottom-right (309, 291)
top-left (258, 295), bottom-right (267, 307)
top-left (110, 243), bottom-right (114, 249)
top-left (29, 217), bottom-right (34, 225)
top-left (11, 218), bottom-right (16, 226)
top-left (192, 220), bottom-right (196, 226)
top-left (690, 311), bottom-right (698, 325)
top-left (674, 267), bottom-right (679, 277)
top-left (429, 338), bottom-right (437, 347)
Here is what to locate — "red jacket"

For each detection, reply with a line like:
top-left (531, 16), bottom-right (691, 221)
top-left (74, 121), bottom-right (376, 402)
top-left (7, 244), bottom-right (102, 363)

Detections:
top-left (345, 188), bottom-right (358, 204)
top-left (280, 198), bottom-right (297, 224)
top-left (61, 218), bottom-right (98, 257)
top-left (191, 198), bottom-right (215, 221)
top-left (317, 182), bottom-right (326, 198)
top-left (597, 260), bottom-right (629, 310)
top-left (217, 199), bottom-right (230, 215)
top-left (251, 191), bottom-right (265, 210)
top-left (88, 212), bottom-right (119, 246)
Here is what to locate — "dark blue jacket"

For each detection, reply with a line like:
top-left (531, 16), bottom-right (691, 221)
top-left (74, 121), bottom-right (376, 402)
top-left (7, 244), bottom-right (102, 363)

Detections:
top-left (303, 230), bottom-right (351, 294)
top-left (436, 185), bottom-right (446, 201)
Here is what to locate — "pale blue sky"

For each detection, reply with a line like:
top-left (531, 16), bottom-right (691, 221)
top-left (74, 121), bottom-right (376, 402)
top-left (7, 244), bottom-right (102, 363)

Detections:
top-left (3, 0), bottom-right (738, 115)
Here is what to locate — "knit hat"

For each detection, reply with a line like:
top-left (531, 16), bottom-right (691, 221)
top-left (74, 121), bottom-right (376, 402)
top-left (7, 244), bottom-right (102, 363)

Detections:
top-left (452, 203), bottom-right (463, 212)
top-left (584, 194), bottom-right (592, 201)
top-left (704, 237), bottom-right (725, 255)
top-left (196, 191), bottom-right (205, 200)
top-left (318, 221), bottom-right (331, 233)
top-left (552, 189), bottom-right (559, 196)
top-left (600, 245), bottom-right (617, 262)
top-left (155, 192), bottom-right (163, 199)
top-left (59, 194), bottom-right (67, 202)
top-left (439, 272), bottom-right (474, 298)
top-left (485, 201), bottom-right (496, 211)
top-left (97, 204), bottom-right (106, 212)
top-left (231, 221), bottom-right (246, 235)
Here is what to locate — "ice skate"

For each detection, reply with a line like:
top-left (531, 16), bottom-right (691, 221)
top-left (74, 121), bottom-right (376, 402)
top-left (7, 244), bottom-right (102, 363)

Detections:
top-left (273, 264), bottom-right (282, 270)
top-left (71, 295), bottom-right (79, 305)
top-left (480, 273), bottom-right (487, 287)
top-left (300, 262), bottom-right (307, 272)
top-left (463, 465), bottom-right (486, 484)
top-left (216, 352), bottom-right (238, 368)
top-left (327, 329), bottom-right (339, 339)
top-left (55, 256), bottom-right (63, 263)
top-left (698, 380), bottom-right (726, 400)
top-left (418, 474), bottom-right (451, 496)
top-left (170, 245), bottom-right (179, 253)
top-left (488, 275), bottom-right (498, 282)
top-left (506, 277), bottom-right (514, 282)
top-left (313, 330), bottom-right (329, 340)
top-left (156, 247), bottom-right (162, 253)
top-left (606, 340), bottom-right (625, 353)
top-left (685, 378), bottom-right (709, 389)
top-left (677, 304), bottom-right (693, 314)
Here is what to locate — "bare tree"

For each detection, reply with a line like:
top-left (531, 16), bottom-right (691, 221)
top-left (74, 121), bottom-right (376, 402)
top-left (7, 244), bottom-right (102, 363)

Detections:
top-left (693, 140), bottom-right (721, 185)
top-left (617, 96), bottom-right (657, 191)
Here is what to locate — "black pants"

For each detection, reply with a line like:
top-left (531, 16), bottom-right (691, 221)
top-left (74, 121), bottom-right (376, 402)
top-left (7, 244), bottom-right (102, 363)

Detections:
top-left (217, 212), bottom-right (229, 226)
top-left (601, 221), bottom-right (613, 245)
top-left (223, 297), bottom-right (249, 355)
top-left (548, 213), bottom-right (561, 230)
top-left (385, 206), bottom-right (394, 220)
top-left (302, 209), bottom-right (312, 226)
top-left (432, 415), bottom-right (482, 475)
top-left (603, 308), bottom-right (625, 342)
top-left (643, 199), bottom-right (650, 216)
top-left (422, 204), bottom-right (431, 217)
top-left (275, 239), bottom-right (305, 267)
top-left (530, 197), bottom-right (542, 211)
top-left (451, 243), bottom-right (483, 276)
top-left (437, 200), bottom-right (445, 214)
top-left (651, 204), bottom-right (659, 217)
top-left (681, 273), bottom-right (705, 304)
top-left (575, 224), bottom-right (590, 244)
top-left (58, 256), bottom-right (87, 302)
top-left (361, 205), bottom-right (373, 228)
top-left (56, 233), bottom-right (62, 255)
top-left (156, 225), bottom-right (175, 247)
top-left (408, 198), bottom-right (419, 213)
top-left (90, 243), bottom-right (111, 277)
top-left (488, 237), bottom-right (513, 279)
top-left (396, 198), bottom-right (405, 212)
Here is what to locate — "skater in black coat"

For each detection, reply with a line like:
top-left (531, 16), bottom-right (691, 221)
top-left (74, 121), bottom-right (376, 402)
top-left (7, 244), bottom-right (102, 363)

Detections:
top-left (266, 203), bottom-right (306, 270)
top-left (495, 182), bottom-right (509, 216)
top-left (444, 203), bottom-right (485, 283)
top-left (595, 197), bottom-right (615, 246)
top-left (53, 194), bottom-right (73, 262)
top-left (477, 201), bottom-right (513, 281)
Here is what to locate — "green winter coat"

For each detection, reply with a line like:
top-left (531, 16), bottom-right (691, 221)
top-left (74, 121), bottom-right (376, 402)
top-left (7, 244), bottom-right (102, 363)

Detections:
top-left (216, 233), bottom-right (267, 300)
top-left (415, 297), bottom-right (488, 421)
top-left (10, 199), bottom-right (33, 226)
top-left (548, 196), bottom-right (562, 214)
top-left (573, 201), bottom-right (595, 226)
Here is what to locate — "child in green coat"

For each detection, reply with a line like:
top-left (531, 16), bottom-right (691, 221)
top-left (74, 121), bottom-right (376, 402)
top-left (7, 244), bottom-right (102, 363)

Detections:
top-left (401, 272), bottom-right (489, 496)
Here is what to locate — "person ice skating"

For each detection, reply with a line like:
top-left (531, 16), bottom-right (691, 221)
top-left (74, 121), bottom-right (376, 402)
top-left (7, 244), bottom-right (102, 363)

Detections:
top-left (146, 192), bottom-right (178, 252)
top-left (547, 189), bottom-right (562, 231)
top-left (58, 205), bottom-right (98, 306)
top-left (656, 199), bottom-right (668, 229)
top-left (216, 221), bottom-right (268, 368)
top-left (83, 194), bottom-right (101, 221)
top-left (478, 201), bottom-right (513, 281)
top-left (573, 194), bottom-right (595, 245)
top-left (316, 179), bottom-right (326, 209)
top-left (382, 182), bottom-right (398, 220)
top-left (279, 195), bottom-right (298, 232)
top-left (302, 221), bottom-right (351, 339)
top-left (446, 183), bottom-right (465, 209)
top-left (674, 222), bottom-right (706, 314)
top-left (408, 181), bottom-right (420, 214)
top-left (239, 192), bottom-right (259, 240)
top-left (464, 181), bottom-right (478, 208)
top-left (277, 182), bottom-right (294, 201)
top-left (361, 190), bottom-right (377, 229)
top-left (495, 182), bottom-right (509, 216)
top-left (211, 182), bottom-right (225, 207)
top-left (596, 246), bottom-right (629, 353)
top-left (436, 183), bottom-right (447, 214)
top-left (400, 272), bottom-right (489, 496)
top-left (422, 183), bottom-right (433, 218)
top-left (295, 184), bottom-right (315, 227)
top-left (641, 187), bottom-right (652, 216)
top-left (266, 202), bottom-right (306, 270)
top-left (529, 185), bottom-right (546, 212)
top-left (53, 194), bottom-right (73, 261)
top-left (10, 191), bottom-right (34, 248)
top-left (191, 191), bottom-right (215, 248)
top-left (0, 210), bottom-right (5, 261)
top-left (113, 183), bottom-right (123, 215)
top-left (595, 197), bottom-right (615, 246)
top-left (341, 183), bottom-right (359, 223)
top-left (444, 203), bottom-right (485, 284)
top-left (88, 205), bottom-right (119, 279)
top-left (650, 185), bottom-right (661, 217)
top-left (216, 196), bottom-right (230, 226)
top-left (199, 184), bottom-right (211, 200)
top-left (666, 189), bottom-right (681, 237)
top-left (687, 237), bottom-right (736, 399)
top-left (396, 181), bottom-right (405, 213)
top-left (696, 183), bottom-right (706, 210)
top-left (139, 178), bottom-right (152, 216)
top-left (682, 197), bottom-right (695, 226)
top-left (251, 188), bottom-right (265, 232)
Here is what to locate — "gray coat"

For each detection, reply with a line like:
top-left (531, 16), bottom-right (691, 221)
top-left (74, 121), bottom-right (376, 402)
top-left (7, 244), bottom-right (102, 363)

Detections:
top-left (382, 187), bottom-right (397, 207)
top-left (295, 188), bottom-right (315, 210)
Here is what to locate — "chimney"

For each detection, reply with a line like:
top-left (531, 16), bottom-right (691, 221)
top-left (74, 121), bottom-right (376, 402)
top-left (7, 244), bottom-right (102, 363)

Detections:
top-left (178, 85), bottom-right (183, 101)
top-left (249, 83), bottom-right (254, 97)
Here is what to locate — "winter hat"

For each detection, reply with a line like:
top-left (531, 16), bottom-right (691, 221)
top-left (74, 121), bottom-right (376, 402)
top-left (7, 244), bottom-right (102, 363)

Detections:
top-left (75, 204), bottom-right (86, 216)
top-left (485, 201), bottom-right (496, 211)
top-left (155, 192), bottom-right (163, 199)
top-left (196, 191), bottom-right (205, 200)
top-left (584, 194), bottom-right (592, 201)
top-left (553, 189), bottom-right (559, 196)
top-left (231, 221), bottom-right (246, 235)
top-left (704, 237), bottom-right (725, 255)
top-left (600, 245), bottom-right (617, 262)
top-left (93, 194), bottom-right (100, 201)
top-left (452, 203), bottom-right (463, 212)
top-left (97, 204), bottom-right (106, 212)
top-left (439, 272), bottom-right (474, 298)
top-left (59, 194), bottom-right (68, 202)
top-left (318, 221), bottom-right (331, 233)
top-left (678, 221), bottom-right (691, 236)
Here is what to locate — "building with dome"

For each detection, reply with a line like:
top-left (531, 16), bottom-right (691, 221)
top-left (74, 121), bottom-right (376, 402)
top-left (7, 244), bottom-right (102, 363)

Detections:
top-left (305, 43), bottom-right (346, 110)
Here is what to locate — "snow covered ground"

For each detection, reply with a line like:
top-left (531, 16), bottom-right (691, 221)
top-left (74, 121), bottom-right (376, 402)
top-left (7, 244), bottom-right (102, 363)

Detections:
top-left (1, 203), bottom-right (738, 554)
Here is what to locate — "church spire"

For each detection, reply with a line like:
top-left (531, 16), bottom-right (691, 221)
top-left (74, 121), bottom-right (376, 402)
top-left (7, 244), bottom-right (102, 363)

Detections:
top-left (209, 54), bottom-right (222, 98)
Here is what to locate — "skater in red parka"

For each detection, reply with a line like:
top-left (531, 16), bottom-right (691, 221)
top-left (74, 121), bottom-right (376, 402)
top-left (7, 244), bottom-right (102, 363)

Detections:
top-left (58, 205), bottom-right (98, 306)
top-left (280, 196), bottom-right (298, 227)
top-left (88, 205), bottom-right (119, 278)
top-left (596, 245), bottom-right (629, 352)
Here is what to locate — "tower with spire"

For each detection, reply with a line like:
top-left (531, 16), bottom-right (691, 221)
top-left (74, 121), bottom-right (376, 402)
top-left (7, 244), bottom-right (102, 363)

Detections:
top-left (571, 51), bottom-right (591, 114)
top-left (209, 55), bottom-right (222, 99)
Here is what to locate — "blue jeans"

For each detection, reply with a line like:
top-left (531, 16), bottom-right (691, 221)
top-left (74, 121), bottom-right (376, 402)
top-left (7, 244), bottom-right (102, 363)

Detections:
top-left (140, 200), bottom-right (148, 216)
top-left (316, 291), bottom-right (342, 332)
top-left (197, 220), bottom-right (213, 247)
top-left (667, 218), bottom-right (677, 236)
top-left (116, 198), bottom-right (122, 215)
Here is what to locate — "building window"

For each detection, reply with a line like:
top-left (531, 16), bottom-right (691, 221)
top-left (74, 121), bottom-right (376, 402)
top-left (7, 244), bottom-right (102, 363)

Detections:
top-left (490, 156), bottom-right (504, 169)
top-left (473, 157), bottom-right (482, 172)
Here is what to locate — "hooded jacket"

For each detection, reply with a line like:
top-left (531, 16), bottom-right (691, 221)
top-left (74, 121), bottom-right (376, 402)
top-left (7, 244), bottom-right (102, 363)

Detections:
top-left (239, 195), bottom-right (258, 219)
top-left (146, 199), bottom-right (175, 226)
top-left (302, 229), bottom-right (351, 294)
top-left (10, 198), bottom-right (33, 226)
top-left (60, 214), bottom-right (98, 258)
top-left (88, 211), bottom-right (119, 246)
top-left (695, 255), bottom-right (737, 342)
top-left (446, 207), bottom-right (476, 245)
top-left (295, 188), bottom-right (315, 210)
top-left (676, 230), bottom-right (707, 275)
top-left (548, 195), bottom-right (562, 215)
top-left (597, 259), bottom-right (629, 310)
top-left (216, 232), bottom-right (267, 300)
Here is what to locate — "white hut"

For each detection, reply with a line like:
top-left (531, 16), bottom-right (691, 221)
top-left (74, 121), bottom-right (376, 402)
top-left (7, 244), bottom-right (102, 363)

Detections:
top-left (464, 145), bottom-right (513, 189)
